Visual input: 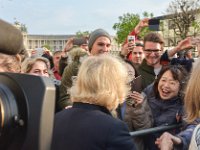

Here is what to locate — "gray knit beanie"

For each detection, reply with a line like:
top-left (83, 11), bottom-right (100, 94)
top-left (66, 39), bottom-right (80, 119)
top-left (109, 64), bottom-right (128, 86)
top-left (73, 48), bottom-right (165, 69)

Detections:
top-left (88, 29), bottom-right (111, 52)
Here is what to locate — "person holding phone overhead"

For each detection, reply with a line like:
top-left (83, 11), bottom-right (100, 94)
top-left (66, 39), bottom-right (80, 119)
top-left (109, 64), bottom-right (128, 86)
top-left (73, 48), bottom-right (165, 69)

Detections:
top-left (124, 18), bottom-right (192, 90)
top-left (120, 18), bottom-right (148, 61)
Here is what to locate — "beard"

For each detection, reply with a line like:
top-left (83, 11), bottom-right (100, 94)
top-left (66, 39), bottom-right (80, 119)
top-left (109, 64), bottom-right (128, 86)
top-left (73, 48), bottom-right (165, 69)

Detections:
top-left (146, 56), bottom-right (161, 66)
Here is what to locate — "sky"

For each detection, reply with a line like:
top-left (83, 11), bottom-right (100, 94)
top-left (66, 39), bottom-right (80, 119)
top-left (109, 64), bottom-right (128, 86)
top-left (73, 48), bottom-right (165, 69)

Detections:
top-left (0, 0), bottom-right (172, 35)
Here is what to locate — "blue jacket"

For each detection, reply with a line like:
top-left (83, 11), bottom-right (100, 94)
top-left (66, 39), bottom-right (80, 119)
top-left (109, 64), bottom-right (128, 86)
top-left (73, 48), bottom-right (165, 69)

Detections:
top-left (51, 102), bottom-right (136, 150)
top-left (176, 118), bottom-right (200, 150)
top-left (143, 84), bottom-right (184, 150)
top-left (144, 84), bottom-right (183, 127)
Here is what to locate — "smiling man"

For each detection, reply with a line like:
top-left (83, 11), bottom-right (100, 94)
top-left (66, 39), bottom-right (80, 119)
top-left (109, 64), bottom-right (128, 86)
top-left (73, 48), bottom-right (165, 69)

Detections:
top-left (88, 28), bottom-right (111, 55)
top-left (138, 32), bottom-right (165, 90)
top-left (138, 32), bottom-right (193, 90)
top-left (58, 28), bottom-right (112, 109)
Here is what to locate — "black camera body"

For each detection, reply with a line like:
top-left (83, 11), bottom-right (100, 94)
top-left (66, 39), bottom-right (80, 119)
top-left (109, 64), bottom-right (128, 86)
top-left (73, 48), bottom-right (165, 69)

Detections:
top-left (0, 73), bottom-right (55, 150)
top-left (149, 18), bottom-right (160, 31)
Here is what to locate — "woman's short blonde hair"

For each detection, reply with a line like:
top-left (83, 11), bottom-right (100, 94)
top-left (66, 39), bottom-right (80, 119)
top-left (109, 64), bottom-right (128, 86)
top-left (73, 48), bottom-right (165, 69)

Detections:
top-left (70, 54), bottom-right (129, 111)
top-left (21, 57), bottom-right (49, 73)
top-left (184, 58), bottom-right (200, 123)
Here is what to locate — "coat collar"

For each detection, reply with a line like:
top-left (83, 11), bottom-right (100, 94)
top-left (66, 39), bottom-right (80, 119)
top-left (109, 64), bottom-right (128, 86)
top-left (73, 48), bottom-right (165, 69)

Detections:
top-left (73, 102), bottom-right (111, 116)
top-left (140, 59), bottom-right (155, 74)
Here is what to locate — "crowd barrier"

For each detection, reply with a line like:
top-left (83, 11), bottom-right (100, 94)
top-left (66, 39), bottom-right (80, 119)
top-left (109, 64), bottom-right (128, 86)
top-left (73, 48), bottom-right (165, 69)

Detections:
top-left (130, 123), bottom-right (183, 137)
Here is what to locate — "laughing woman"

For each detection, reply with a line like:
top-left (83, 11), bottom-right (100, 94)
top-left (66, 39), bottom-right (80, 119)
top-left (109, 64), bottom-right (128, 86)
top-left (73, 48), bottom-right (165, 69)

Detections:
top-left (126, 65), bottom-right (188, 150)
top-left (156, 58), bottom-right (200, 150)
top-left (143, 65), bottom-right (188, 150)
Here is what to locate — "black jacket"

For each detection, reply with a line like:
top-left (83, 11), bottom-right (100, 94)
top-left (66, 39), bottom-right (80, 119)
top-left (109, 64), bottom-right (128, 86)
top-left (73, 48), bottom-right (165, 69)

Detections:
top-left (51, 102), bottom-right (136, 150)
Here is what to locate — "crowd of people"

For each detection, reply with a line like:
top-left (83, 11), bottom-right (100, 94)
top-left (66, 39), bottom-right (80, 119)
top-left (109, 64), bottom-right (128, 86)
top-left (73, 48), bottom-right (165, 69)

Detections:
top-left (1, 17), bottom-right (200, 150)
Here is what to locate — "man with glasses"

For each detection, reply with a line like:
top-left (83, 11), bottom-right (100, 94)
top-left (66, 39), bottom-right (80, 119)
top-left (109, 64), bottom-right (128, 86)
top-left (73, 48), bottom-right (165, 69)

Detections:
top-left (139, 32), bottom-right (193, 90)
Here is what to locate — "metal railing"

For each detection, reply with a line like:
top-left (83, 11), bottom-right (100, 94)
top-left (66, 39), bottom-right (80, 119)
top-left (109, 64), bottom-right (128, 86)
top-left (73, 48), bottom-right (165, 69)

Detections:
top-left (130, 123), bottom-right (183, 137)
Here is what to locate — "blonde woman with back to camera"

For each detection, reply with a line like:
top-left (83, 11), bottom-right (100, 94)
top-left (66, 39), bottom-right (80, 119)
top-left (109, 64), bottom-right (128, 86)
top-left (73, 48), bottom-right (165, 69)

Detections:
top-left (51, 54), bottom-right (136, 150)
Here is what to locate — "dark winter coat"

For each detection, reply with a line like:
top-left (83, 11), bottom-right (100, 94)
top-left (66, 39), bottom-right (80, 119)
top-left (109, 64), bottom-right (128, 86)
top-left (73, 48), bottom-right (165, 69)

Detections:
top-left (51, 102), bottom-right (137, 150)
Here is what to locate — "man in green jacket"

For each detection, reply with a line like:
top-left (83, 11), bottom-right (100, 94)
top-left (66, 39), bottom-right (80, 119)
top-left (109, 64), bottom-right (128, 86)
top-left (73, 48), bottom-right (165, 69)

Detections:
top-left (58, 28), bottom-right (112, 109)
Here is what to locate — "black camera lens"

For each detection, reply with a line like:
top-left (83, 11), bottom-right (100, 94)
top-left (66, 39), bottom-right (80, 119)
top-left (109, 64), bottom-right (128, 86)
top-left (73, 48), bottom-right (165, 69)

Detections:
top-left (0, 73), bottom-right (55, 150)
top-left (0, 83), bottom-right (24, 133)
top-left (0, 77), bottom-right (27, 150)
top-left (0, 99), bottom-right (3, 134)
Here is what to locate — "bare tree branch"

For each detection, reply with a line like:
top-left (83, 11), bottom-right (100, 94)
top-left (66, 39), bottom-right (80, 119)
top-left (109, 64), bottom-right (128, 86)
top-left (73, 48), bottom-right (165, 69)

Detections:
top-left (166, 0), bottom-right (200, 40)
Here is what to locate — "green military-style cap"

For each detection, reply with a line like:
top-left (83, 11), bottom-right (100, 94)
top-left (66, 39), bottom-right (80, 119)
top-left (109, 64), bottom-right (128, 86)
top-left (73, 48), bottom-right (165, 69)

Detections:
top-left (0, 19), bottom-right (24, 55)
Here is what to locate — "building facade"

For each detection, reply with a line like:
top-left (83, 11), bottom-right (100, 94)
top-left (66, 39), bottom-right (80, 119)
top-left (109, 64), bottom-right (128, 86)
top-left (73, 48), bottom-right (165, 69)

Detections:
top-left (23, 34), bottom-right (74, 51)
top-left (22, 34), bottom-right (121, 55)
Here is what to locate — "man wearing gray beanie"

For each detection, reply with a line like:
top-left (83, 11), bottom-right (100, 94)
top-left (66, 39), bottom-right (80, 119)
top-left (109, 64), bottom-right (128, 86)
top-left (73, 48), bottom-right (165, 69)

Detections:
top-left (58, 28), bottom-right (112, 109)
top-left (88, 28), bottom-right (112, 55)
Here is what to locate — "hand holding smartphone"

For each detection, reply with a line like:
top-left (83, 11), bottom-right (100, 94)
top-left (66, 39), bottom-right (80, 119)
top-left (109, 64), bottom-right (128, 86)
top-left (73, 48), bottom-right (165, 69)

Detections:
top-left (127, 35), bottom-right (135, 51)
top-left (126, 75), bottom-right (142, 106)
top-left (128, 35), bottom-right (135, 44)
top-left (131, 75), bottom-right (142, 93)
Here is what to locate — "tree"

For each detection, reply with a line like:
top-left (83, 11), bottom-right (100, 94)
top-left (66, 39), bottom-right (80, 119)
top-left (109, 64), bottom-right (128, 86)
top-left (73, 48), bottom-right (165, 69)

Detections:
top-left (76, 30), bottom-right (90, 37)
top-left (42, 44), bottom-right (52, 52)
top-left (192, 18), bottom-right (200, 37)
top-left (113, 12), bottom-right (153, 44)
top-left (166, 0), bottom-right (200, 40)
top-left (14, 20), bottom-right (28, 33)
top-left (20, 23), bottom-right (28, 33)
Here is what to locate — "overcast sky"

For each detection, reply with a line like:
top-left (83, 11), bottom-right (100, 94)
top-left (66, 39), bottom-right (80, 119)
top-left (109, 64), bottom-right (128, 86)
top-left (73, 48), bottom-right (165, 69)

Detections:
top-left (1, 0), bottom-right (172, 35)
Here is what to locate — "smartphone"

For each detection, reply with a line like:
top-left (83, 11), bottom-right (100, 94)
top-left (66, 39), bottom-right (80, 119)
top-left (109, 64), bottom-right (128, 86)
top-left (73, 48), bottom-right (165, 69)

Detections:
top-left (127, 35), bottom-right (135, 51)
top-left (128, 35), bottom-right (135, 44)
top-left (126, 75), bottom-right (142, 106)
top-left (149, 18), bottom-right (160, 31)
top-left (130, 75), bottom-right (142, 93)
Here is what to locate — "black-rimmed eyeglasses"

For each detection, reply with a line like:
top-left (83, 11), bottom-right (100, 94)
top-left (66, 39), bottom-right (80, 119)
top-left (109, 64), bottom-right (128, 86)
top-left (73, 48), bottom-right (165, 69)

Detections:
top-left (144, 49), bottom-right (161, 54)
